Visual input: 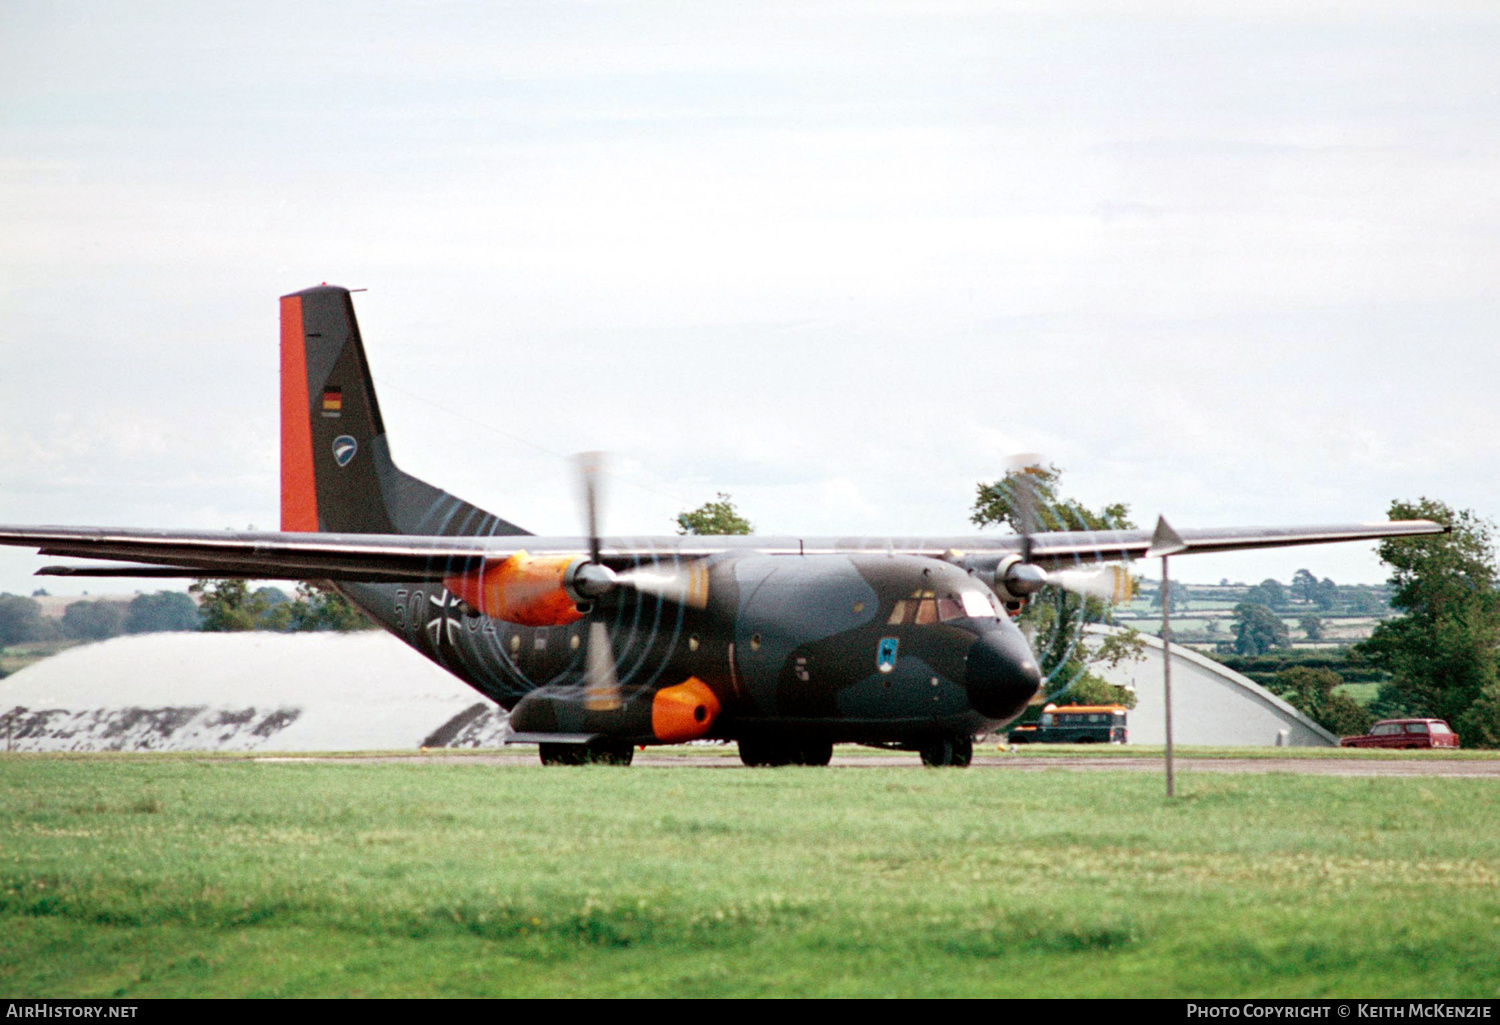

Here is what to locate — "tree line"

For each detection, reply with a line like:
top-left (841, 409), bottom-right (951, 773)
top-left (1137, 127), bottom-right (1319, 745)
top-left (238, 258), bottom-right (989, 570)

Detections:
top-left (1215, 499), bottom-right (1500, 744)
top-left (0, 582), bottom-right (371, 650)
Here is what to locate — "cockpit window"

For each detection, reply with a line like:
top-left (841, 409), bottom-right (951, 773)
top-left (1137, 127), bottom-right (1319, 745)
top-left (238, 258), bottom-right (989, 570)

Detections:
top-left (887, 588), bottom-right (997, 625)
top-left (887, 589), bottom-right (934, 625)
top-left (960, 590), bottom-right (999, 619)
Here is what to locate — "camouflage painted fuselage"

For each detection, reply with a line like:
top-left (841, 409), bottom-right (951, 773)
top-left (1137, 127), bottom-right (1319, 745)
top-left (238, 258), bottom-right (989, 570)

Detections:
top-left (340, 551), bottom-right (1039, 747)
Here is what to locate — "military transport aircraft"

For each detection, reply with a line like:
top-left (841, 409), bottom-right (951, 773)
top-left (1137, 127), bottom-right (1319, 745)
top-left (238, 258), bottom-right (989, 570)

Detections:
top-left (0, 285), bottom-right (1444, 767)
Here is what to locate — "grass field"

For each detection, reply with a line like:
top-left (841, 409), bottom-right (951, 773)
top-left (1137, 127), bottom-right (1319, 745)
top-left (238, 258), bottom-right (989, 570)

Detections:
top-left (4, 752), bottom-right (1499, 998)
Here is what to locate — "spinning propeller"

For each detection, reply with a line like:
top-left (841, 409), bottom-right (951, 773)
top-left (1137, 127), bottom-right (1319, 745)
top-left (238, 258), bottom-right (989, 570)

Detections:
top-left (573, 452), bottom-right (622, 711)
top-left (571, 453), bottom-right (709, 710)
top-left (985, 455), bottom-right (1134, 606)
top-left (973, 454), bottom-right (1136, 699)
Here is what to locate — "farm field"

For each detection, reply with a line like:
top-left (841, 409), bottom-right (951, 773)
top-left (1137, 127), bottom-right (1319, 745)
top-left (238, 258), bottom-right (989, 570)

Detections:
top-left (4, 752), bottom-right (1499, 998)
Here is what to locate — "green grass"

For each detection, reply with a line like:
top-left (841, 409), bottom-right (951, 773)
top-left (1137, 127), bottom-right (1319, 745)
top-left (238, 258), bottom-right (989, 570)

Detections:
top-left (0, 639), bottom-right (83, 676)
top-left (3, 754), bottom-right (1499, 997)
top-left (1336, 683), bottom-right (1382, 707)
top-left (991, 743), bottom-right (1500, 760)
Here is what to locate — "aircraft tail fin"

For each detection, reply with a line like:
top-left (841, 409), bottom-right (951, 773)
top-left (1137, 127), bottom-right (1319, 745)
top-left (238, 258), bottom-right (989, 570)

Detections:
top-left (279, 285), bottom-right (530, 538)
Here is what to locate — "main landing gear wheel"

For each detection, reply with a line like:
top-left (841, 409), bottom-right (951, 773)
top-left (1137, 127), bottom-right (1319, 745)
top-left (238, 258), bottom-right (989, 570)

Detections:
top-left (737, 737), bottom-right (782, 767)
top-left (737, 738), bottom-right (834, 767)
top-left (538, 741), bottom-right (635, 766)
top-left (798, 739), bottom-right (834, 767)
top-left (588, 741), bottom-right (635, 766)
top-left (919, 735), bottom-right (973, 768)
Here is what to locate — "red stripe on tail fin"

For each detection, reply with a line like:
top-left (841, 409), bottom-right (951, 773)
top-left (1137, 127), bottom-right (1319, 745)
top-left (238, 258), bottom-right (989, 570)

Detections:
top-left (280, 295), bottom-right (319, 531)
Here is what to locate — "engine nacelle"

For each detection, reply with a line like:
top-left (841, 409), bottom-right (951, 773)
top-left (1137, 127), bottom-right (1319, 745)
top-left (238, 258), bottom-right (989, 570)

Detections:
top-left (445, 550), bottom-right (590, 626)
top-left (988, 554), bottom-right (1048, 604)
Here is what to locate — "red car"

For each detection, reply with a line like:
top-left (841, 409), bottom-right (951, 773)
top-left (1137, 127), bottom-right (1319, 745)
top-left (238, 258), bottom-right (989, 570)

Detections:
top-left (1340, 719), bottom-right (1460, 750)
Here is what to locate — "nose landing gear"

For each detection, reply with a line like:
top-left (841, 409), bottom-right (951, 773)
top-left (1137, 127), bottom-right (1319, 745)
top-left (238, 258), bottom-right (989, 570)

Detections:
top-left (919, 735), bottom-right (973, 768)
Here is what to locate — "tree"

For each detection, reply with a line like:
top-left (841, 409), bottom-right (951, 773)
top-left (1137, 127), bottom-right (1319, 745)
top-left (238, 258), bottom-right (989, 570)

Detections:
top-left (61, 600), bottom-right (126, 641)
top-left (0, 595), bottom-right (52, 647)
top-left (301, 585), bottom-right (374, 631)
top-left (1061, 675), bottom-right (1138, 708)
top-left (1299, 615), bottom-right (1324, 642)
top-left (1314, 577), bottom-right (1339, 610)
top-left (190, 579), bottom-right (268, 632)
top-left (1037, 616), bottom-right (1141, 709)
top-left (1356, 499), bottom-right (1500, 746)
top-left (1233, 602), bottom-right (1289, 656)
top-left (1291, 568), bottom-right (1319, 604)
top-left (1269, 666), bottom-right (1372, 737)
top-left (1150, 580), bottom-right (1190, 612)
top-left (1058, 627), bottom-right (1145, 710)
top-left (675, 493), bottom-right (753, 536)
top-left (1243, 578), bottom-right (1288, 610)
top-left (124, 591), bottom-right (202, 634)
top-left (262, 583), bottom-right (374, 632)
top-left (971, 464), bottom-right (1133, 532)
top-left (192, 579), bottom-right (374, 632)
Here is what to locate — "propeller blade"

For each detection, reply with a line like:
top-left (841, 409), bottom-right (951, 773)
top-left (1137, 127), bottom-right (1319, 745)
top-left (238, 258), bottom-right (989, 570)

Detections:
top-left (584, 620), bottom-right (621, 711)
top-left (1007, 453), bottom-right (1043, 563)
top-left (576, 451), bottom-right (605, 567)
top-left (1047, 564), bottom-right (1134, 605)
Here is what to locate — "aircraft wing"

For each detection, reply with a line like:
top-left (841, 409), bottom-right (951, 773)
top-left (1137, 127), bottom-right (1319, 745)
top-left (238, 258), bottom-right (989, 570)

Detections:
top-left (0, 519), bottom-right (1446, 580)
top-left (1011, 520), bottom-right (1447, 568)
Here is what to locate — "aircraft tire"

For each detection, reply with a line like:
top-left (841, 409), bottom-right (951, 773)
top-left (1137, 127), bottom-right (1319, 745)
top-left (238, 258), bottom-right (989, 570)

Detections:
top-left (738, 737), bottom-right (798, 767)
top-left (538, 742), bottom-right (634, 766)
top-left (589, 741), bottom-right (635, 766)
top-left (539, 743), bottom-right (586, 766)
top-left (920, 736), bottom-right (973, 768)
top-left (737, 737), bottom-right (774, 767)
top-left (796, 740), bottom-right (834, 766)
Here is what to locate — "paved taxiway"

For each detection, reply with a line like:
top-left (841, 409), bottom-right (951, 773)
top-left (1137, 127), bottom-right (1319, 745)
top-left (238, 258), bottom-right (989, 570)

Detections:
top-left (255, 751), bottom-right (1500, 777)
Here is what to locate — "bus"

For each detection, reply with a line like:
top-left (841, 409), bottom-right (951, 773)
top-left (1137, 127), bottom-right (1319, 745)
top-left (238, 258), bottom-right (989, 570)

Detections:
top-left (1007, 704), bottom-right (1128, 745)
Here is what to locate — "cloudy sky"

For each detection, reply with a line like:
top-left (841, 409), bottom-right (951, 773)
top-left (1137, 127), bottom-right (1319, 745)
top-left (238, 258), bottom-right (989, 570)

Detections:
top-left (2, 1), bottom-right (1498, 596)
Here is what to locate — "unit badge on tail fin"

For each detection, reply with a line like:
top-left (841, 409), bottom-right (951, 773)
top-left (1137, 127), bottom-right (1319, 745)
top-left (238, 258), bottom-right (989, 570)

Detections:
top-left (332, 435), bottom-right (357, 467)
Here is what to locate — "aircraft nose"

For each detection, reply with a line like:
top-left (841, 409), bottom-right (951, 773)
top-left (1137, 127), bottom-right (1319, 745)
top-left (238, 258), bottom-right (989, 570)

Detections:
top-left (965, 629), bottom-right (1042, 720)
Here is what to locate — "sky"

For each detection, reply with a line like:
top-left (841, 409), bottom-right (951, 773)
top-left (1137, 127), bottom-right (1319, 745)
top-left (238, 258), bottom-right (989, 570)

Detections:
top-left (2, 1), bottom-right (1498, 596)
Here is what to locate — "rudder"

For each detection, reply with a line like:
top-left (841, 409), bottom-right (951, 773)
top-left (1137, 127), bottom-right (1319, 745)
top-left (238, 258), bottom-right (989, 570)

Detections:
top-left (279, 285), bottom-right (530, 538)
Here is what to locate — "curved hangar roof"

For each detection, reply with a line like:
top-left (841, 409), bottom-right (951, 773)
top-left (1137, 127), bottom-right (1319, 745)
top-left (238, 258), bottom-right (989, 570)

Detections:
top-left (1085, 625), bottom-right (1337, 747)
top-left (0, 632), bottom-right (507, 752)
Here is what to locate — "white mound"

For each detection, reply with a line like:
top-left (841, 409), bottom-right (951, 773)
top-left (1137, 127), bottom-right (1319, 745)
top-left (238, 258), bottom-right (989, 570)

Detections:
top-left (0, 632), bottom-right (507, 752)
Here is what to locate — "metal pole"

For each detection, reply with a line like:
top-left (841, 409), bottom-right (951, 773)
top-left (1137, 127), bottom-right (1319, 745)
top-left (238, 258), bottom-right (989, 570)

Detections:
top-left (1162, 555), bottom-right (1175, 798)
top-left (1145, 515), bottom-right (1186, 799)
